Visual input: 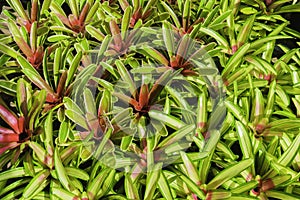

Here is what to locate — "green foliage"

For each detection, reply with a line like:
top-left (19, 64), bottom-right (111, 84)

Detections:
top-left (0, 0), bottom-right (300, 199)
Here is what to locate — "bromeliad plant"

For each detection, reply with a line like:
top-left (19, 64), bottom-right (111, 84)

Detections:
top-left (0, 0), bottom-right (300, 199)
top-left (1, 0), bottom-right (53, 68)
top-left (113, 60), bottom-right (182, 119)
top-left (0, 78), bottom-right (45, 165)
top-left (6, 19), bottom-right (46, 68)
top-left (15, 44), bottom-right (82, 110)
top-left (5, 0), bottom-right (50, 32)
top-left (50, 0), bottom-right (100, 34)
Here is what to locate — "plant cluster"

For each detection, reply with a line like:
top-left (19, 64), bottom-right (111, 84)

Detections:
top-left (0, 0), bottom-right (300, 199)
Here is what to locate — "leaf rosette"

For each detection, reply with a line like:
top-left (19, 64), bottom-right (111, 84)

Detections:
top-left (66, 27), bottom-right (226, 173)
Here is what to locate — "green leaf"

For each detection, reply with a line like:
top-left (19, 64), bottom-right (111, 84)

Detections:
top-left (48, 35), bottom-right (71, 43)
top-left (54, 148), bottom-right (72, 191)
top-left (231, 180), bottom-right (259, 194)
top-left (277, 133), bottom-right (300, 166)
top-left (138, 45), bottom-right (169, 66)
top-left (207, 159), bottom-right (254, 189)
top-left (65, 167), bottom-right (89, 181)
top-left (149, 110), bottom-right (186, 130)
top-left (1, 187), bottom-right (24, 200)
top-left (86, 25), bottom-right (105, 41)
top-left (99, 62), bottom-right (118, 78)
top-left (182, 0), bottom-right (190, 31)
top-left (87, 168), bottom-right (111, 199)
top-left (83, 88), bottom-right (96, 116)
top-left (229, 195), bottom-right (258, 200)
top-left (261, 175), bottom-right (291, 191)
top-left (174, 169), bottom-right (206, 199)
top-left (28, 90), bottom-right (46, 131)
top-left (222, 43), bottom-right (250, 77)
top-left (0, 80), bottom-right (17, 96)
top-left (63, 97), bottom-right (84, 115)
top-left (209, 10), bottom-right (232, 26)
top-left (30, 21), bottom-right (37, 52)
top-left (96, 169), bottom-right (116, 198)
top-left (16, 78), bottom-right (28, 116)
top-left (44, 111), bottom-right (54, 157)
top-left (17, 56), bottom-right (54, 94)
top-left (124, 175), bottom-right (140, 200)
top-left (144, 163), bottom-right (162, 200)
top-left (275, 84), bottom-right (290, 106)
top-left (85, 2), bottom-right (100, 22)
top-left (23, 153), bottom-right (35, 177)
top-left (40, 0), bottom-right (51, 14)
top-left (121, 6), bottom-right (132, 39)
top-left (22, 169), bottom-right (50, 199)
top-left (58, 121), bottom-right (68, 144)
top-left (236, 121), bottom-right (253, 160)
top-left (237, 15), bottom-right (255, 46)
top-left (50, 26), bottom-right (76, 35)
top-left (206, 190), bottom-right (231, 199)
top-left (250, 35), bottom-right (292, 50)
top-left (69, 0), bottom-right (79, 17)
top-left (7, 0), bottom-right (29, 20)
top-left (148, 69), bottom-right (181, 105)
top-left (53, 47), bottom-right (62, 87)
top-left (115, 60), bottom-right (136, 97)
top-left (202, 6), bottom-right (219, 27)
top-left (0, 167), bottom-right (26, 181)
top-left (245, 55), bottom-right (277, 75)
top-left (0, 42), bottom-right (19, 58)
top-left (265, 190), bottom-right (300, 200)
top-left (198, 130), bottom-right (221, 183)
top-left (162, 21), bottom-right (175, 57)
top-left (65, 110), bottom-right (89, 130)
top-left (275, 4), bottom-right (300, 14)
top-left (180, 151), bottom-right (201, 185)
top-left (52, 187), bottom-right (79, 200)
top-left (200, 27), bottom-right (229, 48)
top-left (225, 100), bottom-right (248, 126)
top-left (0, 179), bottom-right (30, 197)
top-left (158, 124), bottom-right (195, 148)
top-left (66, 51), bottom-right (82, 87)
top-left (160, 1), bottom-right (180, 28)
top-left (157, 170), bottom-right (173, 200)
top-left (29, 141), bottom-right (53, 167)
top-left (94, 128), bottom-right (113, 158)
top-left (268, 119), bottom-right (300, 131)
top-left (265, 80), bottom-right (276, 118)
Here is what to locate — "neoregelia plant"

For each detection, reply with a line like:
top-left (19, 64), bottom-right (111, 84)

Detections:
top-left (0, 0), bottom-right (299, 199)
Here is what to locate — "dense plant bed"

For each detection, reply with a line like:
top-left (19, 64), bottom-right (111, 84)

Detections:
top-left (0, 0), bottom-right (300, 199)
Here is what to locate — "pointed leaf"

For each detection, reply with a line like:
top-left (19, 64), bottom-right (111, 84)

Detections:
top-left (66, 51), bottom-right (82, 86)
top-left (22, 169), bottom-right (50, 199)
top-left (52, 187), bottom-right (79, 200)
top-left (144, 163), bottom-right (162, 200)
top-left (149, 110), bottom-right (186, 130)
top-left (0, 104), bottom-right (19, 134)
top-left (54, 148), bottom-right (72, 191)
top-left (180, 151), bottom-right (201, 185)
top-left (207, 159), bottom-right (254, 189)
top-left (121, 6), bottom-right (132, 39)
top-left (125, 175), bottom-right (140, 200)
top-left (0, 42), bottom-right (19, 58)
top-left (157, 170), bottom-right (173, 200)
top-left (115, 60), bottom-right (136, 97)
top-left (158, 124), bottom-right (195, 148)
top-left (162, 21), bottom-right (175, 57)
top-left (17, 56), bottom-right (55, 94)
